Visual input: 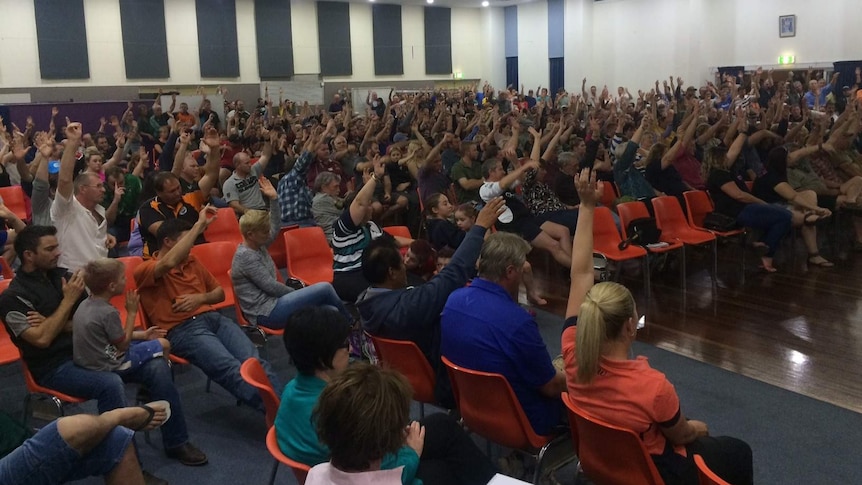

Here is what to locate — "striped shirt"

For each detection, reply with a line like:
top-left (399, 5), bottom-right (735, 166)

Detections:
top-left (331, 210), bottom-right (383, 273)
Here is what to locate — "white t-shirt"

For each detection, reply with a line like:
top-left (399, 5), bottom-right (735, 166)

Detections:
top-left (50, 192), bottom-right (107, 271)
top-left (305, 463), bottom-right (402, 485)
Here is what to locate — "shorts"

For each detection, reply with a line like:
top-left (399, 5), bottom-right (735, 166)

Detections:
top-left (0, 420), bottom-right (134, 485)
top-left (115, 340), bottom-right (164, 375)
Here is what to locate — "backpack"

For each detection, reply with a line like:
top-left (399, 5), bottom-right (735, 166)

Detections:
top-left (619, 217), bottom-right (661, 250)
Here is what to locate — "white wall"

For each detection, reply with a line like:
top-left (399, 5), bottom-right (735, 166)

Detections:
top-left (480, 7), bottom-right (507, 90)
top-left (517, 1), bottom-right (550, 90)
top-left (291, 0), bottom-right (321, 75)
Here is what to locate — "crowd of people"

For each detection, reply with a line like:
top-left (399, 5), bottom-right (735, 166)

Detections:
top-left (3, 65), bottom-right (862, 483)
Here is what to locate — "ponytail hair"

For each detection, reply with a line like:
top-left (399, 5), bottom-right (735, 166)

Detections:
top-left (424, 193), bottom-right (446, 218)
top-left (575, 282), bottom-right (635, 384)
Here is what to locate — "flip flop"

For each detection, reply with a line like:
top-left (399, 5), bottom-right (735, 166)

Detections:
top-left (803, 213), bottom-right (828, 226)
top-left (758, 264), bottom-right (778, 273)
top-left (133, 400), bottom-right (172, 431)
top-left (808, 254), bottom-right (834, 268)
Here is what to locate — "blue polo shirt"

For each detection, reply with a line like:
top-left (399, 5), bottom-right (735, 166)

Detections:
top-left (440, 278), bottom-right (561, 435)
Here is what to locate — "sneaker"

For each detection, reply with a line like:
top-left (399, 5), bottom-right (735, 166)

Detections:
top-left (142, 470), bottom-right (169, 485)
top-left (166, 442), bottom-right (208, 466)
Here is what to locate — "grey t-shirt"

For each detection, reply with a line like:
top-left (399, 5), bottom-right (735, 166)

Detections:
top-left (222, 163), bottom-right (266, 211)
top-left (31, 179), bottom-right (53, 227)
top-left (72, 297), bottom-right (126, 372)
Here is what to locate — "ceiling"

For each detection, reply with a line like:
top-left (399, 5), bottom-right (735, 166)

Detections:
top-left (328, 0), bottom-right (536, 7)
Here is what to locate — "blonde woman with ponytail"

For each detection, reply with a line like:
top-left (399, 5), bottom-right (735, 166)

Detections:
top-left (560, 168), bottom-right (753, 485)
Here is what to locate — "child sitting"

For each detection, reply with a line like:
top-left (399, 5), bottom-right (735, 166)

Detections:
top-left (424, 193), bottom-right (466, 251)
top-left (73, 258), bottom-right (170, 374)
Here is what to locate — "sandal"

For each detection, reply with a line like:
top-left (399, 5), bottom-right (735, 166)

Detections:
top-left (808, 253), bottom-right (834, 268)
top-left (803, 213), bottom-right (826, 226)
top-left (132, 401), bottom-right (171, 431)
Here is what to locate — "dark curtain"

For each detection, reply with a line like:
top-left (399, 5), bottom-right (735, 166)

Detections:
top-left (506, 57), bottom-right (518, 90)
top-left (549, 57), bottom-right (564, 99)
top-left (833, 61), bottom-right (862, 90)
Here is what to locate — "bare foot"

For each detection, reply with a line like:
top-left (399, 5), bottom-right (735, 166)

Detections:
top-left (759, 257), bottom-right (777, 273)
top-left (124, 401), bottom-right (170, 431)
top-left (527, 293), bottom-right (548, 306)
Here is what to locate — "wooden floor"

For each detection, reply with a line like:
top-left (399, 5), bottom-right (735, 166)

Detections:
top-left (527, 235), bottom-right (862, 415)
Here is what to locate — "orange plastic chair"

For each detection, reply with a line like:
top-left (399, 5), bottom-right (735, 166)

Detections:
top-left (562, 393), bottom-right (665, 485)
top-left (0, 257), bottom-right (14, 280)
top-left (694, 454), bottom-right (731, 485)
top-left (240, 358), bottom-right (311, 485)
top-left (109, 256), bottom-right (146, 330)
top-left (203, 207), bottom-right (243, 245)
top-left (228, 269), bottom-right (283, 338)
top-left (20, 358), bottom-right (88, 429)
top-left (652, 196), bottom-right (717, 281)
top-left (190, 241), bottom-right (239, 310)
top-left (266, 426), bottom-right (310, 485)
top-left (442, 356), bottom-right (575, 484)
top-left (593, 206), bottom-right (650, 299)
top-left (598, 181), bottom-right (618, 208)
top-left (267, 226), bottom-right (297, 270)
top-left (383, 225), bottom-right (412, 240)
top-left (366, 332), bottom-right (436, 418)
top-left (0, 185), bottom-right (29, 221)
top-left (617, 201), bottom-right (686, 288)
top-left (0, 278), bottom-right (19, 365)
top-left (284, 227), bottom-right (334, 285)
top-left (684, 190), bottom-right (746, 277)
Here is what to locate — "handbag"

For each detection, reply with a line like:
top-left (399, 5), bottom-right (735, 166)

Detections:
top-left (702, 212), bottom-right (739, 232)
top-left (619, 217), bottom-right (661, 250)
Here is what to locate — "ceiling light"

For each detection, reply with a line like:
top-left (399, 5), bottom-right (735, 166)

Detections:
top-left (427, 0), bottom-right (434, 3)
top-left (482, 1), bottom-right (490, 6)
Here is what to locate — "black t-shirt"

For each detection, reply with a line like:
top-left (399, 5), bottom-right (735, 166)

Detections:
top-left (645, 159), bottom-right (688, 197)
top-left (752, 170), bottom-right (786, 205)
top-left (138, 196), bottom-right (203, 256)
top-left (554, 172), bottom-right (580, 206)
top-left (707, 169), bottom-right (748, 218)
top-left (386, 162), bottom-right (414, 190)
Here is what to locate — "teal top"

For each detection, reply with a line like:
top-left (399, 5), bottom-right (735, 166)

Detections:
top-left (274, 373), bottom-right (421, 485)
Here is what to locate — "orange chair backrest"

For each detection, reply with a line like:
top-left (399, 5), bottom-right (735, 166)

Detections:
top-left (0, 258), bottom-right (14, 280)
top-left (652, 196), bottom-right (689, 232)
top-left (267, 227), bottom-right (293, 270)
top-left (616, 201), bottom-right (651, 240)
top-left (366, 332), bottom-right (435, 404)
top-left (284, 227), bottom-right (334, 284)
top-left (694, 454), bottom-right (731, 485)
top-left (683, 191), bottom-right (714, 229)
top-left (266, 427), bottom-right (310, 484)
top-left (203, 208), bottom-right (243, 244)
top-left (593, 206), bottom-right (625, 252)
top-left (0, 186), bottom-right (29, 221)
top-left (441, 356), bottom-right (548, 450)
top-left (562, 393), bottom-right (664, 485)
top-left (226, 269), bottom-right (250, 326)
top-left (383, 226), bottom-right (412, 240)
top-left (110, 257), bottom-right (145, 329)
top-left (240, 358), bottom-right (281, 428)
top-left (598, 181), bottom-right (617, 208)
top-left (190, 241), bottom-right (237, 280)
top-left (0, 278), bottom-right (19, 365)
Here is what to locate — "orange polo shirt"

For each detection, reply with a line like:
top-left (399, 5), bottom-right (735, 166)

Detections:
top-left (134, 254), bottom-right (219, 331)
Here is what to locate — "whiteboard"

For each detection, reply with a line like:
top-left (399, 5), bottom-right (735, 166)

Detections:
top-left (262, 74), bottom-right (324, 106)
top-left (349, 87), bottom-right (394, 116)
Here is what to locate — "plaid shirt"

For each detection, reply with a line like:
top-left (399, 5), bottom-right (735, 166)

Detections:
top-left (278, 151), bottom-right (314, 224)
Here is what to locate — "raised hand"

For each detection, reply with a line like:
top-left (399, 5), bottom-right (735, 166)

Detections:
top-left (575, 168), bottom-right (602, 208)
top-left (476, 196), bottom-right (506, 229)
top-left (65, 122), bottom-right (83, 142)
top-left (197, 204), bottom-right (218, 227)
top-left (125, 289), bottom-right (140, 314)
top-left (62, 270), bottom-right (86, 301)
top-left (258, 176), bottom-right (277, 199)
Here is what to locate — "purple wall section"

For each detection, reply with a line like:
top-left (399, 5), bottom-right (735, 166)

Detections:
top-left (3, 101), bottom-right (139, 135)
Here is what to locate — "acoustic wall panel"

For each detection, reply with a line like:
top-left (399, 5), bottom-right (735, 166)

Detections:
top-left (196, 0), bottom-right (241, 78)
top-left (34, 0), bottom-right (90, 79)
top-left (255, 0), bottom-right (294, 79)
top-left (317, 2), bottom-right (352, 77)
top-left (424, 7), bottom-right (452, 76)
top-left (372, 4), bottom-right (403, 76)
top-left (119, 0), bottom-right (170, 79)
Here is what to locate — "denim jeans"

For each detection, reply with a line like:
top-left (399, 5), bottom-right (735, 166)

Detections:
top-left (258, 283), bottom-right (352, 329)
top-left (39, 358), bottom-right (190, 450)
top-left (167, 312), bottom-right (281, 412)
top-left (736, 204), bottom-right (792, 257)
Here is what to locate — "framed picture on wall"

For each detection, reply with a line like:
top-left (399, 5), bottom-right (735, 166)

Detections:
top-left (779, 15), bottom-right (796, 38)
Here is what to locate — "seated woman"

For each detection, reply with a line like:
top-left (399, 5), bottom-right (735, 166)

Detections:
top-left (403, 239), bottom-right (436, 285)
top-left (561, 168), bottom-right (754, 485)
top-left (753, 146), bottom-right (833, 267)
top-left (332, 155), bottom-right (411, 303)
top-left (311, 172), bottom-right (344, 242)
top-left (231, 209), bottom-right (352, 329)
top-left (703, 130), bottom-right (792, 272)
top-left (275, 307), bottom-right (496, 485)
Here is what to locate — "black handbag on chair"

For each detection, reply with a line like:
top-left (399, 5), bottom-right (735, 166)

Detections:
top-left (702, 212), bottom-right (739, 232)
top-left (618, 217), bottom-right (661, 250)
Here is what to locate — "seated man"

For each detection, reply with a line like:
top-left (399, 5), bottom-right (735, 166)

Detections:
top-left (357, 198), bottom-right (504, 407)
top-left (0, 404), bottom-right (169, 485)
top-left (0, 225), bottom-right (206, 466)
top-left (138, 126), bottom-right (221, 257)
top-left (133, 207), bottom-right (280, 411)
top-left (222, 130), bottom-right (275, 217)
top-left (440, 232), bottom-right (566, 436)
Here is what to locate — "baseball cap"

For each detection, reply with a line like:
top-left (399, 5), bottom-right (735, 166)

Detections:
top-left (48, 160), bottom-right (61, 174)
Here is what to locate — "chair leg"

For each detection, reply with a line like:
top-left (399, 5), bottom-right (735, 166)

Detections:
top-left (419, 402), bottom-right (425, 420)
top-left (642, 257), bottom-right (650, 301)
top-left (711, 240), bottom-right (718, 285)
top-left (680, 245), bottom-right (687, 291)
top-left (22, 393), bottom-right (32, 430)
top-left (52, 396), bottom-right (64, 417)
top-left (269, 458), bottom-right (279, 485)
top-left (532, 441), bottom-right (554, 484)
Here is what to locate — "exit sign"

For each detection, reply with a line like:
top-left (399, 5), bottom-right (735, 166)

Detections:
top-left (778, 55), bottom-right (796, 64)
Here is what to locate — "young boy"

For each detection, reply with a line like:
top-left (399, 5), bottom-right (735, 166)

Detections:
top-left (73, 258), bottom-right (169, 374)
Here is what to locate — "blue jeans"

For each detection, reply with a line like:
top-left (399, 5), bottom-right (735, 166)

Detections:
top-left (0, 421), bottom-right (133, 485)
top-left (167, 312), bottom-right (281, 411)
top-left (736, 204), bottom-right (792, 257)
top-left (281, 217), bottom-right (316, 228)
top-left (40, 358), bottom-right (189, 450)
top-left (258, 283), bottom-right (352, 329)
